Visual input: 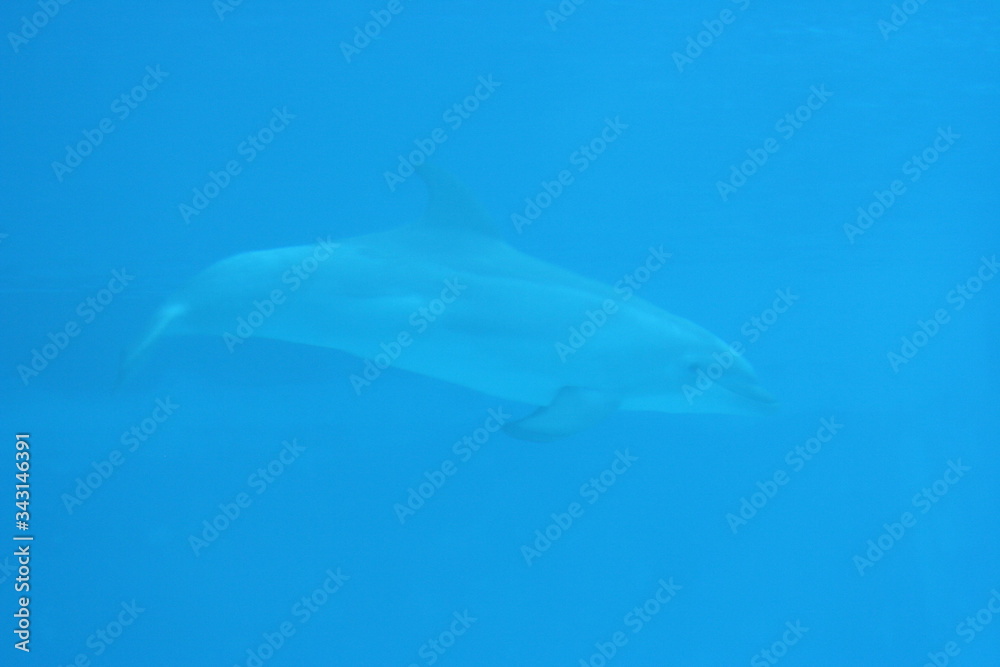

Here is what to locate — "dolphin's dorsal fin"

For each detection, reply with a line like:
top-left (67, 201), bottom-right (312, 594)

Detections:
top-left (415, 164), bottom-right (501, 239)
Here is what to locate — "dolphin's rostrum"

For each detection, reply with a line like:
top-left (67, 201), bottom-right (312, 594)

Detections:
top-left (125, 166), bottom-right (776, 440)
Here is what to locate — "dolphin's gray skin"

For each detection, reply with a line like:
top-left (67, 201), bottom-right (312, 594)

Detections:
top-left (125, 166), bottom-right (776, 440)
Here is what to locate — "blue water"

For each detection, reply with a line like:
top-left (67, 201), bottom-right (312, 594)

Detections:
top-left (2, 1), bottom-right (998, 665)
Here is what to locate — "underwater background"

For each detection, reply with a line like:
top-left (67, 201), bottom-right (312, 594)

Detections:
top-left (2, 1), bottom-right (999, 665)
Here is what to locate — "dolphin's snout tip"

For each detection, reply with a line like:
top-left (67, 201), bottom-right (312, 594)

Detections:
top-left (725, 378), bottom-right (779, 413)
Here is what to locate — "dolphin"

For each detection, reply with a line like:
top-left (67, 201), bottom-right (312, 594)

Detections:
top-left (124, 166), bottom-right (776, 440)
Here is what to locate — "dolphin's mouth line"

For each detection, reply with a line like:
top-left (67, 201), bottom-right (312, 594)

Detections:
top-left (723, 380), bottom-right (780, 410)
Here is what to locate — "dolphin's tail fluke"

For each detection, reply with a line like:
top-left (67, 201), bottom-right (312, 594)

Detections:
top-left (117, 302), bottom-right (187, 386)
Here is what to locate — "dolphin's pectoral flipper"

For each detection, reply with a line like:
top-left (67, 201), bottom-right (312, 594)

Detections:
top-left (503, 387), bottom-right (620, 442)
top-left (118, 302), bottom-right (188, 384)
